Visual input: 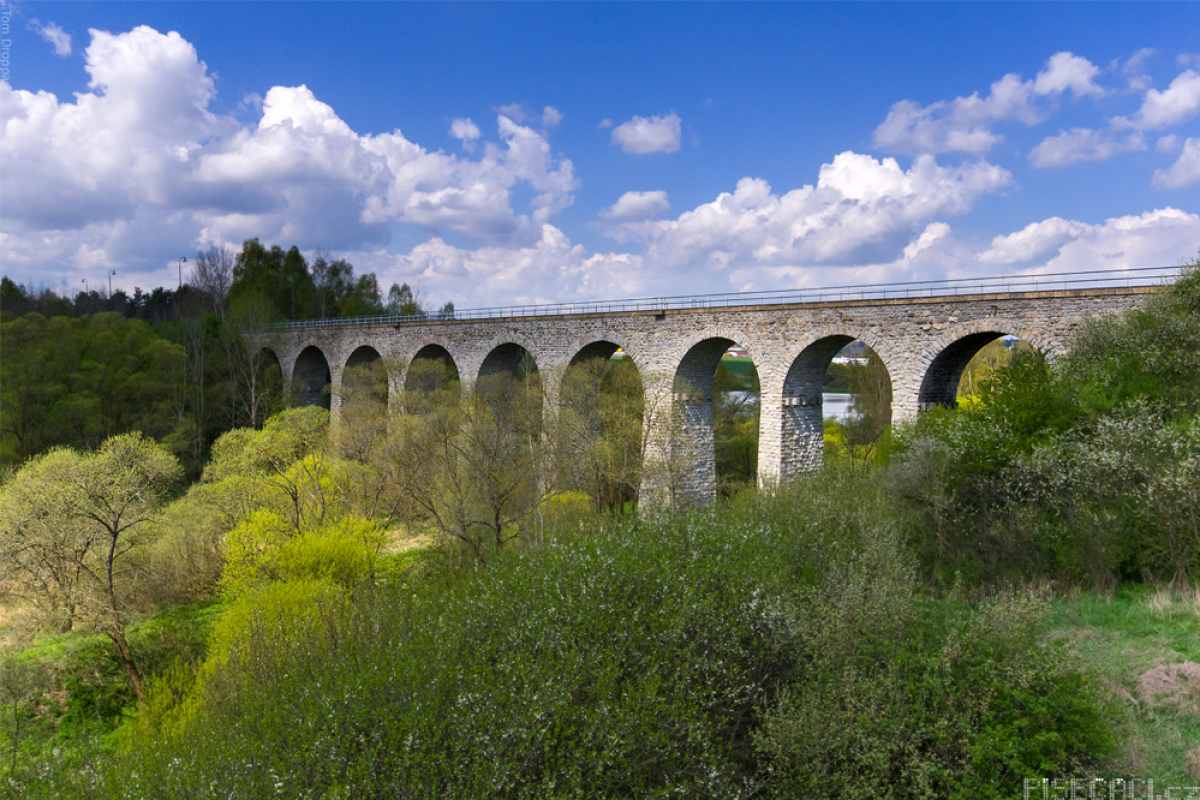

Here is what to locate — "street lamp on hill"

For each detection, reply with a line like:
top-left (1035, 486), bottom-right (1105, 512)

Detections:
top-left (178, 256), bottom-right (186, 291)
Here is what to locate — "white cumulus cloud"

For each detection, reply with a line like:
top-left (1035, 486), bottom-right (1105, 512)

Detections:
top-left (349, 224), bottom-right (651, 307)
top-left (611, 112), bottom-right (682, 154)
top-left (874, 51), bottom-right (1106, 155)
top-left (980, 208), bottom-right (1200, 269)
top-left (599, 191), bottom-right (671, 221)
top-left (1153, 137), bottom-right (1200, 189)
top-left (979, 217), bottom-right (1089, 263)
top-left (1157, 134), bottom-right (1182, 154)
top-left (0, 26), bottom-right (580, 289)
top-left (449, 118), bottom-right (481, 142)
top-left (1029, 128), bottom-right (1146, 168)
top-left (1114, 69), bottom-right (1200, 130)
top-left (542, 106), bottom-right (563, 128)
top-left (604, 152), bottom-right (1012, 270)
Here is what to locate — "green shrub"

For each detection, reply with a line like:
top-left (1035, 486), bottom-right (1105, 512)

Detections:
top-left (756, 561), bottom-right (1115, 800)
top-left (108, 481), bottom-right (870, 799)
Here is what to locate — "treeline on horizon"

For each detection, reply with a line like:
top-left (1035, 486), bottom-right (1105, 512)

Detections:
top-left (1, 238), bottom-right (453, 325)
top-left (0, 239), bottom-right (453, 477)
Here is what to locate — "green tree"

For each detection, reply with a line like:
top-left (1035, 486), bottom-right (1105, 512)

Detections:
top-left (310, 254), bottom-right (354, 319)
top-left (339, 273), bottom-right (384, 317)
top-left (0, 313), bottom-right (188, 466)
top-left (386, 282), bottom-right (426, 318)
top-left (229, 239), bottom-right (318, 321)
top-left (387, 372), bottom-right (547, 562)
top-left (557, 357), bottom-right (645, 513)
top-left (0, 434), bottom-right (181, 702)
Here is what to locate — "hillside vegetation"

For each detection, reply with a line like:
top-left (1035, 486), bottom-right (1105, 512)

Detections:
top-left (0, 260), bottom-right (1197, 798)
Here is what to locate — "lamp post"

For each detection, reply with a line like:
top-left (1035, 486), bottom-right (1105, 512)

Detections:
top-left (178, 256), bottom-right (186, 291)
top-left (109, 270), bottom-right (116, 296)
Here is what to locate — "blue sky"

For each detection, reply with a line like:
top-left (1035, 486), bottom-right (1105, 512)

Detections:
top-left (2, 1), bottom-right (1199, 309)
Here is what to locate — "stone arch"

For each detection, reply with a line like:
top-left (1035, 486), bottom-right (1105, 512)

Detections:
top-left (918, 318), bottom-right (1047, 410)
top-left (260, 346), bottom-right (282, 373)
top-left (250, 347), bottom-right (285, 427)
top-left (660, 333), bottom-right (761, 505)
top-left (778, 331), bottom-right (894, 476)
top-left (568, 339), bottom-right (623, 368)
top-left (404, 343), bottom-right (461, 399)
top-left (479, 341), bottom-right (540, 382)
top-left (343, 344), bottom-right (387, 407)
top-left (561, 340), bottom-right (645, 512)
top-left (476, 341), bottom-right (543, 429)
top-left (292, 345), bottom-right (332, 409)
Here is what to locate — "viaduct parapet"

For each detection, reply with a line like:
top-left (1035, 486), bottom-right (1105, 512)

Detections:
top-left (248, 283), bottom-right (1153, 504)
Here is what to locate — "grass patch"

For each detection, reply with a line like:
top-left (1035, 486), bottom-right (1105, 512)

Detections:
top-left (1048, 586), bottom-right (1200, 784)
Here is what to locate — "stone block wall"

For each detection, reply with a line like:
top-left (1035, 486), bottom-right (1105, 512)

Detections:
top-left (251, 285), bottom-right (1150, 505)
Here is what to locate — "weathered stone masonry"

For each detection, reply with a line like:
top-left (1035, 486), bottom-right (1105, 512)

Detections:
top-left (250, 286), bottom-right (1150, 504)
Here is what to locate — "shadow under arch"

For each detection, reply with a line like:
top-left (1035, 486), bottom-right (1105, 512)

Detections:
top-left (479, 342), bottom-right (539, 382)
top-left (560, 340), bottom-right (645, 513)
top-left (477, 341), bottom-right (542, 428)
top-left (252, 347), bottom-right (285, 428)
top-left (343, 345), bottom-right (387, 407)
top-left (292, 345), bottom-right (331, 409)
top-left (919, 330), bottom-right (1013, 410)
top-left (403, 345), bottom-right (458, 407)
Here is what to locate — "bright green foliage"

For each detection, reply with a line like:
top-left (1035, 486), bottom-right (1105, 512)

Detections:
top-left (205, 406), bottom-right (330, 480)
top-left (1065, 262), bottom-right (1200, 417)
top-left (197, 579), bottom-right (348, 708)
top-left (77, 472), bottom-right (1109, 800)
top-left (218, 509), bottom-right (295, 596)
top-left (220, 511), bottom-right (383, 596)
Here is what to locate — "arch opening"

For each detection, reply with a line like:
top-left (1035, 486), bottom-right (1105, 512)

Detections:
top-left (403, 344), bottom-right (461, 405)
top-left (477, 342), bottom-right (542, 430)
top-left (668, 338), bottom-right (760, 504)
top-left (920, 332), bottom-right (1030, 410)
top-left (338, 346), bottom-right (389, 459)
top-left (954, 335), bottom-right (1034, 404)
top-left (251, 347), bottom-right (285, 428)
top-left (559, 342), bottom-right (644, 514)
top-left (479, 342), bottom-right (538, 383)
top-left (782, 337), bottom-right (892, 475)
top-left (343, 345), bottom-right (387, 409)
top-left (292, 346), bottom-right (331, 410)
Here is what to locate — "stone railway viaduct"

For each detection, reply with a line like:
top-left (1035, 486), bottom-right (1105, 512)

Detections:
top-left (250, 282), bottom-right (1153, 503)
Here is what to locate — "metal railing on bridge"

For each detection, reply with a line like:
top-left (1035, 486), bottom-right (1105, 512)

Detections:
top-left (268, 265), bottom-right (1182, 330)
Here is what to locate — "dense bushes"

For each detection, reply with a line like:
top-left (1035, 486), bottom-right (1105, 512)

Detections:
top-left (892, 261), bottom-right (1200, 589)
top-left (757, 548), bottom-right (1114, 798)
top-left (6, 470), bottom-right (1101, 800)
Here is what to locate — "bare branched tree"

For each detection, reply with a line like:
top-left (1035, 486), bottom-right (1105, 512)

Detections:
top-left (192, 244), bottom-right (235, 318)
